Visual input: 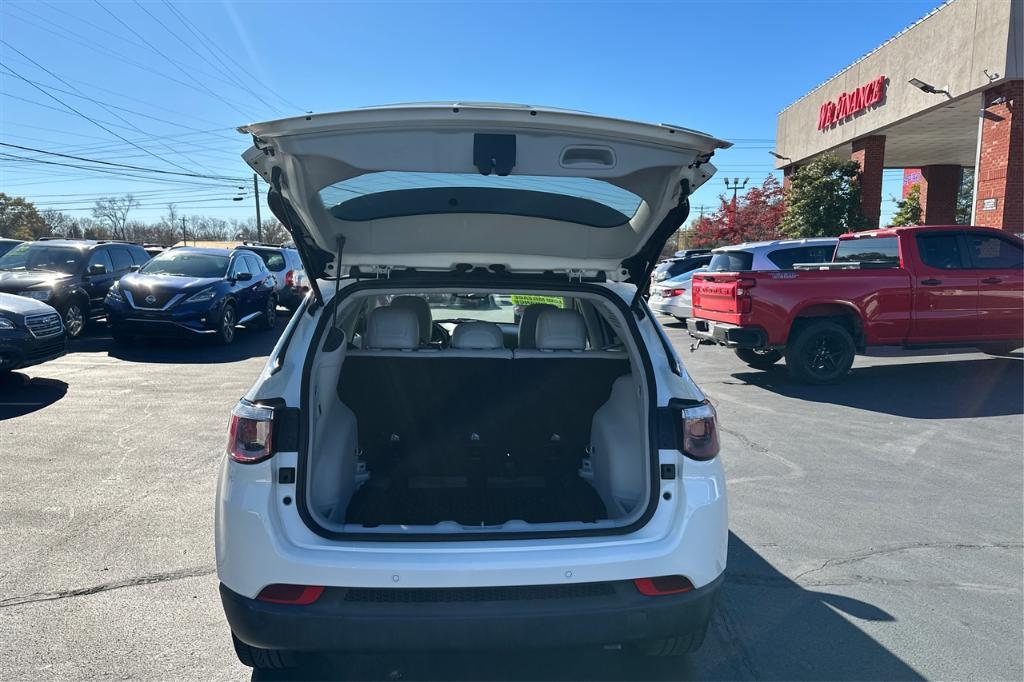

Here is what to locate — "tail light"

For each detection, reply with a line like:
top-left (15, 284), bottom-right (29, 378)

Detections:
top-left (681, 402), bottom-right (719, 461)
top-left (257, 584), bottom-right (324, 605)
top-left (227, 401), bottom-right (275, 464)
top-left (669, 288), bottom-right (685, 297)
top-left (634, 575), bottom-right (694, 596)
top-left (284, 270), bottom-right (296, 288)
top-left (736, 278), bottom-right (757, 314)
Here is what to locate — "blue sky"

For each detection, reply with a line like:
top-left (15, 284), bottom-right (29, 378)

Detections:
top-left (1, 0), bottom-right (942, 227)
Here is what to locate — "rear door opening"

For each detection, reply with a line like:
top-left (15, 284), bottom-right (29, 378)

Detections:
top-left (301, 283), bottom-right (658, 538)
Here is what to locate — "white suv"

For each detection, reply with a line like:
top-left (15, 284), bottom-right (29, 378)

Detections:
top-left (708, 238), bottom-right (839, 272)
top-left (216, 103), bottom-right (729, 668)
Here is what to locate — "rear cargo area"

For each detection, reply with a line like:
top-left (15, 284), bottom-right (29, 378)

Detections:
top-left (304, 291), bottom-right (652, 534)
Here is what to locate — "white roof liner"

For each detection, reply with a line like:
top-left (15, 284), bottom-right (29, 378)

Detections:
top-left (239, 103), bottom-right (730, 274)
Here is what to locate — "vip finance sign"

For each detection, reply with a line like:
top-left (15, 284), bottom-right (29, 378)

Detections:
top-left (817, 76), bottom-right (887, 130)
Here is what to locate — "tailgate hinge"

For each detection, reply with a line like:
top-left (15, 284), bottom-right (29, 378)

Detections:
top-left (371, 265), bottom-right (393, 279)
top-left (567, 268), bottom-right (584, 283)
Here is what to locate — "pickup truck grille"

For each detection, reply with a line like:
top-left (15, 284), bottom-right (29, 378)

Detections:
top-left (25, 312), bottom-right (63, 338)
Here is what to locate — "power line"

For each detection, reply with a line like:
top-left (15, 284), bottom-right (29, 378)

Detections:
top-left (91, 0), bottom-right (256, 120)
top-left (2, 3), bottom-right (259, 118)
top-left (163, 0), bottom-right (303, 113)
top-left (0, 61), bottom-right (220, 177)
top-left (132, 0), bottom-right (287, 117)
top-left (0, 40), bottom-right (220, 176)
top-left (0, 154), bottom-right (245, 189)
top-left (0, 143), bottom-right (246, 181)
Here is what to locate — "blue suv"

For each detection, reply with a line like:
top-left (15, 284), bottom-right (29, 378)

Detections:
top-left (105, 247), bottom-right (277, 344)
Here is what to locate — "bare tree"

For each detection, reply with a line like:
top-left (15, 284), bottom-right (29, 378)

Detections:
top-left (92, 194), bottom-right (139, 240)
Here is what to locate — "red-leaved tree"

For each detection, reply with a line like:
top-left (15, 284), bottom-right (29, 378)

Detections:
top-left (686, 175), bottom-right (784, 247)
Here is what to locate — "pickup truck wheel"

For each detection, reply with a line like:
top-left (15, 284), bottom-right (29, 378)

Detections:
top-left (734, 347), bottom-right (782, 368)
top-left (785, 321), bottom-right (855, 384)
top-left (231, 633), bottom-right (301, 669)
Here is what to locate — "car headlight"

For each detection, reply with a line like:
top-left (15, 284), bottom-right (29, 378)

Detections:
top-left (106, 283), bottom-right (124, 302)
top-left (0, 317), bottom-right (15, 330)
top-left (20, 290), bottom-right (50, 302)
top-left (185, 287), bottom-right (216, 303)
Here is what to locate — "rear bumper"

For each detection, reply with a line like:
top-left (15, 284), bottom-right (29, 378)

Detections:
top-left (221, 574), bottom-right (723, 653)
top-left (651, 299), bottom-right (692, 318)
top-left (686, 318), bottom-right (767, 348)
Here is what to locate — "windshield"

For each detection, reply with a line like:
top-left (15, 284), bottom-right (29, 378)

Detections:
top-left (0, 243), bottom-right (84, 274)
top-left (140, 251), bottom-right (229, 278)
top-left (708, 251), bottom-right (754, 272)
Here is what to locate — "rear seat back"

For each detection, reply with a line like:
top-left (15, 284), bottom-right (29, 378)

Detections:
top-left (338, 306), bottom-right (629, 484)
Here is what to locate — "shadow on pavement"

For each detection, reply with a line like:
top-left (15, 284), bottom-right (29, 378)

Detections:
top-left (0, 372), bottom-right (68, 420)
top-left (68, 318), bottom-right (286, 365)
top-left (251, 533), bottom-right (921, 681)
top-left (729, 356), bottom-right (1022, 419)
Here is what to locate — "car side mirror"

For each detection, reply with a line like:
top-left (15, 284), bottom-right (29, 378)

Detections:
top-left (129, 264), bottom-right (141, 272)
top-left (234, 271), bottom-right (253, 282)
top-left (88, 263), bottom-right (107, 275)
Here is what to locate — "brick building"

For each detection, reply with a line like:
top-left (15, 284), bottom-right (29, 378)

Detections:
top-left (775, 0), bottom-right (1022, 231)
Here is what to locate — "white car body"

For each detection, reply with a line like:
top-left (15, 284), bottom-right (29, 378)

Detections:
top-left (649, 267), bottom-right (706, 320)
top-left (216, 103), bottom-right (729, 665)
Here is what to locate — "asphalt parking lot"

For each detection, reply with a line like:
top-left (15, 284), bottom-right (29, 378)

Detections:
top-left (1, 314), bottom-right (1021, 681)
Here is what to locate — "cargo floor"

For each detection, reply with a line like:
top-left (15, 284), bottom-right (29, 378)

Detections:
top-left (344, 477), bottom-right (607, 526)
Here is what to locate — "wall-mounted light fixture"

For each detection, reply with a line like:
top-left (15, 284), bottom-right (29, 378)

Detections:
top-left (908, 78), bottom-right (951, 96)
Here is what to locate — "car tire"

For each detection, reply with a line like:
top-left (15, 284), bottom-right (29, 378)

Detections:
top-left (61, 300), bottom-right (87, 339)
top-left (735, 347), bottom-right (783, 368)
top-left (231, 634), bottom-right (301, 669)
top-left (784, 320), bottom-right (855, 384)
top-left (259, 295), bottom-right (278, 330)
top-left (634, 628), bottom-right (707, 657)
top-left (673, 315), bottom-right (688, 323)
top-left (216, 303), bottom-right (237, 345)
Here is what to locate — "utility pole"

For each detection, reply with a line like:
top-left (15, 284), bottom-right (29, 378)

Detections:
top-left (723, 177), bottom-right (749, 235)
top-left (253, 173), bottom-right (262, 243)
top-left (181, 216), bottom-right (187, 246)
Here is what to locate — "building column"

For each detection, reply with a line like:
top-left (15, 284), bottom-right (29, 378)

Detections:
top-left (918, 165), bottom-right (961, 225)
top-left (851, 135), bottom-right (885, 227)
top-left (974, 80), bottom-right (1023, 230)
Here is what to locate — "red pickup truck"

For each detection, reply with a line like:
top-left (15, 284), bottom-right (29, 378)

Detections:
top-left (686, 225), bottom-right (1023, 383)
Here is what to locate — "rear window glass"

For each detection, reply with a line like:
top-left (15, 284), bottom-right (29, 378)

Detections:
top-left (834, 237), bottom-right (900, 265)
top-left (319, 172), bottom-right (642, 228)
top-left (966, 234), bottom-right (1023, 269)
top-left (708, 251), bottom-right (754, 272)
top-left (246, 249), bottom-right (286, 271)
top-left (766, 245), bottom-right (836, 269)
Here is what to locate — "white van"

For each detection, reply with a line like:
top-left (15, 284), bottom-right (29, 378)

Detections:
top-left (215, 103), bottom-right (729, 668)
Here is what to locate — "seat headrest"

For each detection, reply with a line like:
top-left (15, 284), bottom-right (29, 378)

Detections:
top-left (535, 309), bottom-right (586, 351)
top-left (452, 321), bottom-right (504, 350)
top-left (365, 307), bottom-right (420, 350)
top-left (390, 296), bottom-right (432, 343)
top-left (517, 303), bottom-right (557, 349)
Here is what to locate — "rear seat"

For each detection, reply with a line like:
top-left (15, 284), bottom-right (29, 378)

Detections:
top-left (510, 309), bottom-right (631, 477)
top-left (338, 306), bottom-right (629, 485)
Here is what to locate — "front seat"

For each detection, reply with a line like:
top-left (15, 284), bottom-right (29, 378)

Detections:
top-left (390, 296), bottom-right (433, 345)
top-left (517, 303), bottom-right (557, 349)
